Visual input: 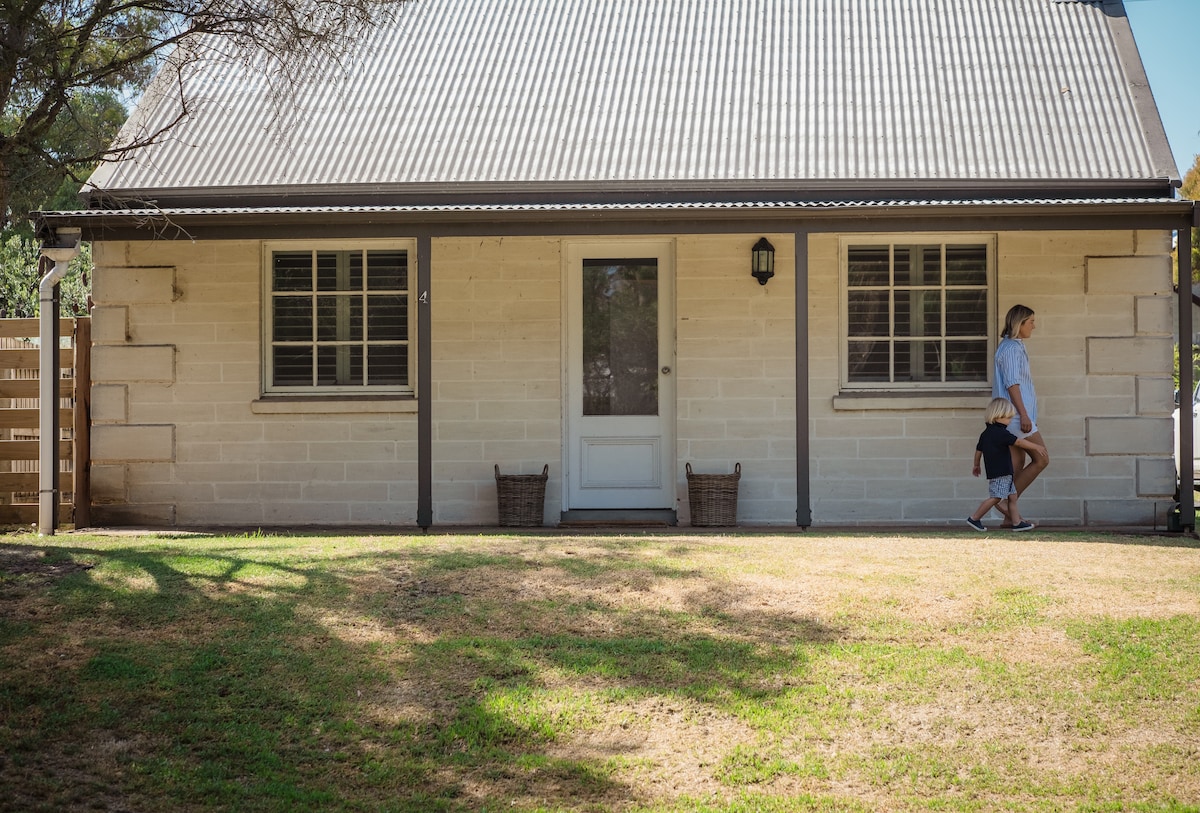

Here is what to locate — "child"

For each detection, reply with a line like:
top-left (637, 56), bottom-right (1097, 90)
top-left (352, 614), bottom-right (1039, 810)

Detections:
top-left (968, 397), bottom-right (1047, 532)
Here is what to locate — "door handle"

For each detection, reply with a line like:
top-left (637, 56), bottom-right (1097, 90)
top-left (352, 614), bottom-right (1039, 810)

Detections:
top-left (661, 366), bottom-right (671, 375)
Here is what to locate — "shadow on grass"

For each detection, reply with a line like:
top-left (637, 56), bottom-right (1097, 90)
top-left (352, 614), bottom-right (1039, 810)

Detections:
top-left (0, 537), bottom-right (839, 812)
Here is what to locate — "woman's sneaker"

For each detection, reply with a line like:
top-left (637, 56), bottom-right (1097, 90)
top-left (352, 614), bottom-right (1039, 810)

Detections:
top-left (1011, 520), bottom-right (1036, 532)
top-left (966, 517), bottom-right (986, 531)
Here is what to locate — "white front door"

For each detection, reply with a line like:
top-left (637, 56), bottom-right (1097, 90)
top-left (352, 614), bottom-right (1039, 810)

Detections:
top-left (564, 241), bottom-right (676, 510)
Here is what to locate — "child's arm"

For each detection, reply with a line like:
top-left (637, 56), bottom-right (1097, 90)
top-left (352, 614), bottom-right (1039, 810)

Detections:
top-left (972, 450), bottom-right (982, 477)
top-left (1015, 437), bottom-right (1047, 460)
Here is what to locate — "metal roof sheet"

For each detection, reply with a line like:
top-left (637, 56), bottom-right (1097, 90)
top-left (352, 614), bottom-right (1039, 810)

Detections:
top-left (87, 0), bottom-right (1177, 197)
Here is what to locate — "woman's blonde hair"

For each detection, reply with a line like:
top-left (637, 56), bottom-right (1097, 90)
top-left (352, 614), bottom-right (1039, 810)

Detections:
top-left (985, 397), bottom-right (1016, 424)
top-left (1001, 304), bottom-right (1035, 339)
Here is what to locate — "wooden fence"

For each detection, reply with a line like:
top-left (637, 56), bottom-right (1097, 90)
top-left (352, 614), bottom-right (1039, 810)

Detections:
top-left (0, 317), bottom-right (90, 526)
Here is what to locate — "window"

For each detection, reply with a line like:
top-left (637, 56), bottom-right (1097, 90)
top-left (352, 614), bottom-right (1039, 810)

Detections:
top-left (841, 237), bottom-right (992, 389)
top-left (264, 243), bottom-right (414, 395)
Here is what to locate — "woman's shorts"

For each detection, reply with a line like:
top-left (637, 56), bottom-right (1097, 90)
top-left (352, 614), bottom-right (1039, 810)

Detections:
top-left (988, 475), bottom-right (1017, 499)
top-left (1005, 415), bottom-right (1039, 440)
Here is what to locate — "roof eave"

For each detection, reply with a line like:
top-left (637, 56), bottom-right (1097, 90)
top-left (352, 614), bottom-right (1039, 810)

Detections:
top-left (35, 197), bottom-right (1198, 243)
top-left (79, 177), bottom-right (1180, 211)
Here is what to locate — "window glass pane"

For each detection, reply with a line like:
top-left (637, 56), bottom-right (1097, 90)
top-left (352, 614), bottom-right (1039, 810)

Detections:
top-left (946, 245), bottom-right (987, 286)
top-left (847, 339), bottom-right (890, 381)
top-left (582, 258), bottom-right (658, 416)
top-left (368, 345), bottom-right (408, 385)
top-left (893, 247), bottom-right (911, 287)
top-left (916, 290), bottom-right (942, 337)
top-left (316, 296), bottom-right (337, 342)
top-left (921, 339), bottom-right (942, 379)
top-left (348, 345), bottom-right (363, 386)
top-left (273, 252), bottom-right (312, 291)
top-left (946, 290), bottom-right (987, 336)
top-left (316, 252), bottom-right (340, 291)
top-left (367, 295), bottom-right (408, 341)
top-left (316, 346), bottom-right (363, 386)
top-left (272, 297), bottom-right (312, 342)
top-left (317, 346), bottom-right (337, 386)
top-left (894, 340), bottom-right (911, 380)
top-left (894, 340), bottom-right (941, 382)
top-left (894, 290), bottom-right (942, 337)
top-left (918, 246), bottom-right (942, 285)
top-left (367, 251), bottom-right (408, 290)
top-left (848, 290), bottom-right (889, 337)
top-left (273, 347), bottom-right (312, 386)
top-left (348, 251), bottom-right (364, 291)
top-left (946, 340), bottom-right (989, 381)
top-left (848, 247), bottom-right (890, 286)
top-left (314, 296), bottom-right (362, 342)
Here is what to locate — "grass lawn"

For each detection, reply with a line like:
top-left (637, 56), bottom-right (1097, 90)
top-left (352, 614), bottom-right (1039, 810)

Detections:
top-left (2, 527), bottom-right (1199, 812)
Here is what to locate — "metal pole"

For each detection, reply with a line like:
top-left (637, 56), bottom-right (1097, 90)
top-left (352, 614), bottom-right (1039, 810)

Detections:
top-left (795, 229), bottom-right (812, 527)
top-left (1180, 210), bottom-right (1196, 531)
top-left (417, 234), bottom-right (433, 529)
top-left (37, 228), bottom-right (81, 535)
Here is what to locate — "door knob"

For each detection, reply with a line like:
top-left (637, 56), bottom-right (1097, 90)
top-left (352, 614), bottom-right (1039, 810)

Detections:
top-left (661, 366), bottom-right (671, 375)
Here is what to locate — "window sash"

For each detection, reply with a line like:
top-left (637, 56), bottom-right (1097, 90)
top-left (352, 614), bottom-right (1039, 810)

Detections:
top-left (264, 244), bottom-right (414, 395)
top-left (842, 239), bottom-right (993, 389)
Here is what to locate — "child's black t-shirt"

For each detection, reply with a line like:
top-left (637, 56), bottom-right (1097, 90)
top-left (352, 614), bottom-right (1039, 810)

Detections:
top-left (976, 422), bottom-right (1017, 479)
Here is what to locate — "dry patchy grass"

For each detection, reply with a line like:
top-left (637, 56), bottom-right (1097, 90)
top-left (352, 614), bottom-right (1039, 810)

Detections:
top-left (1, 528), bottom-right (1199, 812)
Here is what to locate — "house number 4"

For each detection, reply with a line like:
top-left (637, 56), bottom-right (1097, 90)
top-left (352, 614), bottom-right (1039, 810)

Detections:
top-left (419, 291), bottom-right (429, 304)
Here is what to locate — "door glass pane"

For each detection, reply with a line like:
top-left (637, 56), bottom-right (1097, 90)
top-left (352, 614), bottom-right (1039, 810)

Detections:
top-left (582, 258), bottom-right (658, 416)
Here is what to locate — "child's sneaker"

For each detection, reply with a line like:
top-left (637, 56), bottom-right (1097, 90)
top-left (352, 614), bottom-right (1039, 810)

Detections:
top-left (966, 517), bottom-right (986, 532)
top-left (1011, 520), bottom-right (1036, 532)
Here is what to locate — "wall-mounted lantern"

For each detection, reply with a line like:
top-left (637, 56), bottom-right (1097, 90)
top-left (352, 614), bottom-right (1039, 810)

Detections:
top-left (751, 237), bottom-right (775, 285)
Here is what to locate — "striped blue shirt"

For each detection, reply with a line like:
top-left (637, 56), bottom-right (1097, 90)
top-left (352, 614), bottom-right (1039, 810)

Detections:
top-left (993, 337), bottom-right (1036, 424)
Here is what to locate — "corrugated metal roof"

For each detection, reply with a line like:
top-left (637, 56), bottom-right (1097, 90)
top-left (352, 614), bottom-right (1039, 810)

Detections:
top-left (88, 0), bottom-right (1176, 196)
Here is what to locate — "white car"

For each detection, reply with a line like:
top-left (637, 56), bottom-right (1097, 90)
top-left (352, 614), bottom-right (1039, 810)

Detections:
top-left (1174, 383), bottom-right (1200, 485)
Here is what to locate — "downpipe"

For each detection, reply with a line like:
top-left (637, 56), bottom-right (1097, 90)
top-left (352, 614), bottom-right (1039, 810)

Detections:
top-left (38, 228), bottom-right (81, 535)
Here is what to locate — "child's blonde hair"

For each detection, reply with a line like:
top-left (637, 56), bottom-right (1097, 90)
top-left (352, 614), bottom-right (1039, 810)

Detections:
top-left (985, 397), bottom-right (1016, 424)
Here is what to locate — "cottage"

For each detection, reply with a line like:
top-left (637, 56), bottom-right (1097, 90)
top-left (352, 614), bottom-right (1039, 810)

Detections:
top-left (36, 0), bottom-right (1198, 529)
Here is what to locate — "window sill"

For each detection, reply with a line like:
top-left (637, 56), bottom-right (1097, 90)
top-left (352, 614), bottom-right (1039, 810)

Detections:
top-left (832, 390), bottom-right (990, 411)
top-left (251, 396), bottom-right (418, 415)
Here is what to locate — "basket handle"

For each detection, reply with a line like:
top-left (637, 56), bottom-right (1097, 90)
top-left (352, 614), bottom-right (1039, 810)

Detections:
top-left (734, 462), bottom-right (741, 474)
top-left (686, 462), bottom-right (693, 475)
top-left (541, 464), bottom-right (549, 476)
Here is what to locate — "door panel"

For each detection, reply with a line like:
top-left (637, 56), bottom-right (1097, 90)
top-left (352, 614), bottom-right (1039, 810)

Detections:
top-left (565, 242), bottom-right (675, 509)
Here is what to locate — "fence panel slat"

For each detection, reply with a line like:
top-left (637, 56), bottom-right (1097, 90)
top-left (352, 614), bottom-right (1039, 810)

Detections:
top-left (0, 441), bottom-right (71, 460)
top-left (0, 504), bottom-right (73, 524)
top-left (0, 319), bottom-right (73, 338)
top-left (0, 472), bottom-right (38, 490)
top-left (0, 409), bottom-right (75, 430)
top-left (0, 348), bottom-right (74, 370)
top-left (0, 378), bottom-right (74, 399)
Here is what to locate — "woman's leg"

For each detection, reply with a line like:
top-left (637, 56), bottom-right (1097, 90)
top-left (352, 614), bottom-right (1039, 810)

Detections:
top-left (1013, 430), bottom-right (1049, 496)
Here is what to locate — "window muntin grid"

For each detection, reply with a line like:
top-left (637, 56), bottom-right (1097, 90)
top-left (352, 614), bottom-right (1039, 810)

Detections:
top-left (266, 248), bottom-right (411, 393)
top-left (844, 241), bottom-right (991, 388)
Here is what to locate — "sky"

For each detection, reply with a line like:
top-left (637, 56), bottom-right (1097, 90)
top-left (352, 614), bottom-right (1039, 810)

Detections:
top-left (1124, 0), bottom-right (1200, 179)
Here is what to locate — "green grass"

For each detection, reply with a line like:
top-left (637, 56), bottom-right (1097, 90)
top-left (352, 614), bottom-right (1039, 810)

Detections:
top-left (2, 529), bottom-right (1199, 811)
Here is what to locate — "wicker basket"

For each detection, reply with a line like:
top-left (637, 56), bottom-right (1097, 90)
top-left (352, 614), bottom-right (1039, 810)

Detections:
top-left (686, 462), bottom-right (741, 527)
top-left (495, 464), bottom-right (549, 527)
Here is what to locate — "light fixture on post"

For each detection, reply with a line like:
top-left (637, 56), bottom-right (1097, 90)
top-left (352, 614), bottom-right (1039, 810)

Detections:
top-left (751, 237), bottom-right (775, 285)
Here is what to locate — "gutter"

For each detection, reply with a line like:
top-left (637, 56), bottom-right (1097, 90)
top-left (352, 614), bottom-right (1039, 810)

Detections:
top-left (38, 228), bottom-right (81, 535)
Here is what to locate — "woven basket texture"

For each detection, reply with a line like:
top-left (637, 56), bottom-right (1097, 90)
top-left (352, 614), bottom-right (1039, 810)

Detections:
top-left (685, 462), bottom-right (740, 526)
top-left (495, 464), bottom-right (548, 526)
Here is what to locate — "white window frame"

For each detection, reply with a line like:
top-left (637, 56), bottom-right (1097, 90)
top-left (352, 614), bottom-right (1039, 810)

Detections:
top-left (838, 234), bottom-right (996, 392)
top-left (261, 239), bottom-right (417, 396)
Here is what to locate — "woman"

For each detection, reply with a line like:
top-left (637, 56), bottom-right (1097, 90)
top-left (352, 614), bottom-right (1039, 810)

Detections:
top-left (993, 305), bottom-right (1050, 521)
